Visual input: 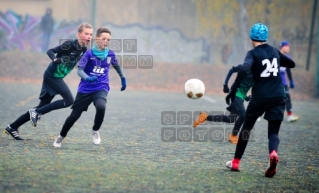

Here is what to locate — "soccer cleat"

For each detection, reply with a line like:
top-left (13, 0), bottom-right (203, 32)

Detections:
top-left (265, 150), bottom-right (279, 178)
top-left (226, 158), bottom-right (240, 171)
top-left (287, 115), bottom-right (298, 123)
top-left (193, 112), bottom-right (208, 128)
top-left (5, 125), bottom-right (23, 140)
top-left (53, 135), bottom-right (64, 148)
top-left (92, 130), bottom-right (101, 144)
top-left (228, 133), bottom-right (239, 144)
top-left (29, 109), bottom-right (41, 127)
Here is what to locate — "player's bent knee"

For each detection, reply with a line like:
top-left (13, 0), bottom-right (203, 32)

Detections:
top-left (64, 98), bottom-right (74, 107)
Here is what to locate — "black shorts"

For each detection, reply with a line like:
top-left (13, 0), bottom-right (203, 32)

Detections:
top-left (71, 90), bottom-right (108, 112)
top-left (39, 71), bottom-right (71, 99)
top-left (246, 97), bottom-right (286, 121)
top-left (226, 96), bottom-right (246, 114)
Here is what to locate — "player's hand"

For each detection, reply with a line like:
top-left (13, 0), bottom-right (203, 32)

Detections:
top-left (53, 58), bottom-right (63, 64)
top-left (85, 76), bottom-right (98, 83)
top-left (223, 84), bottom-right (230, 93)
top-left (121, 77), bottom-right (126, 91)
top-left (225, 91), bottom-right (235, 105)
top-left (290, 80), bottom-right (295, 89)
top-left (244, 95), bottom-right (251, 102)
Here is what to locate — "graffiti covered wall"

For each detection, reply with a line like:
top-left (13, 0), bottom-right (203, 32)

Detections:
top-left (0, 10), bottom-right (82, 52)
top-left (0, 0), bottom-right (316, 68)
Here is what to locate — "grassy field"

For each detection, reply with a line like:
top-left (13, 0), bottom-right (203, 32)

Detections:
top-left (1, 82), bottom-right (319, 193)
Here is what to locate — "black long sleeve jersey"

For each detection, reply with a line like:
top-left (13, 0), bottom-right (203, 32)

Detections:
top-left (232, 44), bottom-right (295, 99)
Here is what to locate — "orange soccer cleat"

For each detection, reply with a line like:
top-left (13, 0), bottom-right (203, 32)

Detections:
top-left (228, 133), bottom-right (239, 144)
top-left (193, 112), bottom-right (208, 128)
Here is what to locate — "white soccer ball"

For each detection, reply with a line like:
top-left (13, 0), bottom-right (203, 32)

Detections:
top-left (184, 78), bottom-right (205, 99)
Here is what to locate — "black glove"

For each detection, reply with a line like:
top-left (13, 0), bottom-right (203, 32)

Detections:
top-left (223, 84), bottom-right (230, 93)
top-left (244, 95), bottom-right (251, 102)
top-left (53, 58), bottom-right (63, 64)
top-left (225, 90), bottom-right (236, 105)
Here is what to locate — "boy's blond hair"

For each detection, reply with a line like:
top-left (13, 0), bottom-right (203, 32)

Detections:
top-left (78, 23), bottom-right (93, 33)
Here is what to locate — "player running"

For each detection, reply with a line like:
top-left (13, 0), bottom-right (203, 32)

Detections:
top-left (193, 64), bottom-right (253, 144)
top-left (279, 41), bottom-right (298, 122)
top-left (225, 23), bottom-right (295, 177)
top-left (5, 23), bottom-right (93, 140)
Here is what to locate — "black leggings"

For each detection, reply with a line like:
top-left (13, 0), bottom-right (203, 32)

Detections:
top-left (60, 97), bottom-right (106, 137)
top-left (10, 91), bottom-right (73, 129)
top-left (285, 92), bottom-right (292, 112)
top-left (207, 110), bottom-right (246, 135)
top-left (234, 118), bottom-right (281, 159)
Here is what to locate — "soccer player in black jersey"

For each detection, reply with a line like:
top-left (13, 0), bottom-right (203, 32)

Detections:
top-left (193, 64), bottom-right (253, 144)
top-left (5, 23), bottom-right (93, 140)
top-left (225, 23), bottom-right (295, 177)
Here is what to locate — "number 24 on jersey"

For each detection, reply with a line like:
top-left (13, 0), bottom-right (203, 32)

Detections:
top-left (261, 58), bottom-right (278, 77)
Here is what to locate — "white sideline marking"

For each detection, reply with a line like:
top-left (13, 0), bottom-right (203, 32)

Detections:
top-left (201, 95), bottom-right (217, 103)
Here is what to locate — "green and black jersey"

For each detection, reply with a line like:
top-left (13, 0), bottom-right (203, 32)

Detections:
top-left (231, 65), bottom-right (254, 100)
top-left (46, 39), bottom-right (87, 78)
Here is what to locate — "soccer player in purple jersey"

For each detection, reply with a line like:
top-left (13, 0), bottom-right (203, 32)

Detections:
top-left (53, 27), bottom-right (126, 147)
top-left (224, 23), bottom-right (295, 177)
top-left (279, 41), bottom-right (298, 122)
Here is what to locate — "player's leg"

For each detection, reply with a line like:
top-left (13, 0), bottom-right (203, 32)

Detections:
top-left (91, 97), bottom-right (107, 144)
top-left (228, 110), bottom-right (245, 144)
top-left (30, 89), bottom-right (74, 127)
top-left (53, 92), bottom-right (92, 147)
top-left (193, 112), bottom-right (238, 128)
top-left (228, 98), bottom-right (246, 144)
top-left (232, 110), bottom-right (245, 136)
top-left (5, 93), bottom-right (54, 140)
top-left (91, 91), bottom-right (108, 144)
top-left (264, 100), bottom-right (285, 177)
top-left (226, 101), bottom-right (263, 171)
top-left (285, 86), bottom-right (298, 122)
top-left (53, 109), bottom-right (83, 148)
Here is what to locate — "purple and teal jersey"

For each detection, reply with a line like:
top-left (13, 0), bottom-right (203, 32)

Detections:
top-left (77, 49), bottom-right (118, 93)
top-left (280, 54), bottom-right (291, 86)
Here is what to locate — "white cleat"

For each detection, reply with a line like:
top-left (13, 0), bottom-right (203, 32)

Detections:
top-left (92, 130), bottom-right (101, 144)
top-left (287, 115), bottom-right (298, 123)
top-left (226, 161), bottom-right (232, 169)
top-left (53, 135), bottom-right (64, 148)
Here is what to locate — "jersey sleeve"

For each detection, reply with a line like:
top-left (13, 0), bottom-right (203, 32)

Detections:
top-left (243, 51), bottom-right (254, 67)
top-left (46, 40), bottom-right (72, 61)
top-left (109, 50), bottom-right (125, 78)
top-left (232, 64), bottom-right (243, 72)
top-left (224, 68), bottom-right (234, 85)
top-left (110, 53), bottom-right (119, 66)
top-left (77, 50), bottom-right (90, 69)
top-left (228, 52), bottom-right (253, 92)
top-left (286, 67), bottom-right (293, 81)
top-left (278, 50), bottom-right (295, 68)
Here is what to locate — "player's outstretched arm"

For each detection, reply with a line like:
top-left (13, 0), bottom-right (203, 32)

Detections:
top-left (223, 68), bottom-right (233, 93)
top-left (111, 55), bottom-right (126, 91)
top-left (279, 51), bottom-right (295, 68)
top-left (223, 64), bottom-right (243, 93)
top-left (46, 40), bottom-right (72, 63)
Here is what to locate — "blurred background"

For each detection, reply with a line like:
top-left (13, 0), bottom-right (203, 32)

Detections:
top-left (0, 0), bottom-right (318, 99)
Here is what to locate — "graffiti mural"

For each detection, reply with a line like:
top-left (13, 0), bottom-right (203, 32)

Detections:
top-left (0, 10), bottom-right (82, 52)
top-left (0, 10), bottom-right (41, 51)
